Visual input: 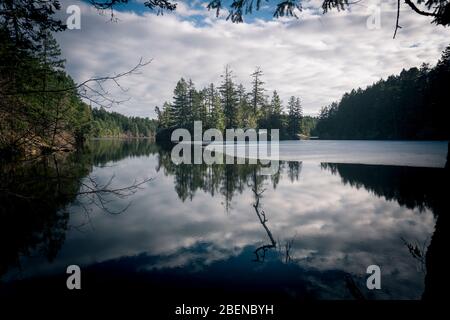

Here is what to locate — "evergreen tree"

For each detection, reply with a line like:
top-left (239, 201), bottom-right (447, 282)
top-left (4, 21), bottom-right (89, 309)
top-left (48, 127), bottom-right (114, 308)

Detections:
top-left (204, 83), bottom-right (216, 128)
top-left (154, 70), bottom-right (313, 140)
top-left (295, 97), bottom-right (303, 117)
top-left (91, 107), bottom-right (157, 138)
top-left (155, 106), bottom-right (162, 121)
top-left (132, 123), bottom-right (139, 137)
top-left (0, 0), bottom-right (66, 53)
top-left (236, 83), bottom-right (254, 128)
top-left (269, 90), bottom-right (283, 130)
top-left (219, 65), bottom-right (238, 129)
top-left (300, 116), bottom-right (318, 137)
top-left (287, 96), bottom-right (302, 139)
top-left (210, 88), bottom-right (225, 132)
top-left (163, 101), bottom-right (175, 127)
top-left (187, 78), bottom-right (197, 124)
top-left (314, 46), bottom-right (450, 140)
top-left (155, 102), bottom-right (175, 128)
top-left (36, 29), bottom-right (65, 70)
top-left (172, 78), bottom-right (190, 128)
top-left (250, 66), bottom-right (266, 116)
top-left (196, 88), bottom-right (208, 126)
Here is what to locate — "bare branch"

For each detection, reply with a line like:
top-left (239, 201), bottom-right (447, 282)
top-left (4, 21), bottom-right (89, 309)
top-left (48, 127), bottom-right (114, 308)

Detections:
top-left (76, 174), bottom-right (153, 214)
top-left (394, 0), bottom-right (402, 39)
top-left (404, 0), bottom-right (437, 17)
top-left (3, 58), bottom-right (152, 109)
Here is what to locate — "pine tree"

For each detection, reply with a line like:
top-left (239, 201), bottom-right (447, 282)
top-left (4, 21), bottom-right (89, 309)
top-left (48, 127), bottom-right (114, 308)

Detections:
top-left (210, 89), bottom-right (224, 131)
top-left (287, 96), bottom-right (302, 139)
top-left (204, 83), bottom-right (222, 129)
top-left (295, 97), bottom-right (303, 119)
top-left (158, 101), bottom-right (175, 127)
top-left (219, 65), bottom-right (238, 129)
top-left (132, 123), bottom-right (139, 137)
top-left (187, 79), bottom-right (197, 124)
top-left (37, 29), bottom-right (65, 70)
top-left (196, 88), bottom-right (208, 126)
top-left (236, 83), bottom-right (253, 128)
top-left (436, 45), bottom-right (450, 71)
top-left (269, 90), bottom-right (283, 130)
top-left (155, 106), bottom-right (162, 123)
top-left (204, 83), bottom-right (215, 128)
top-left (35, 30), bottom-right (67, 145)
top-left (250, 67), bottom-right (266, 117)
top-left (172, 78), bottom-right (190, 128)
top-left (0, 0), bottom-right (66, 53)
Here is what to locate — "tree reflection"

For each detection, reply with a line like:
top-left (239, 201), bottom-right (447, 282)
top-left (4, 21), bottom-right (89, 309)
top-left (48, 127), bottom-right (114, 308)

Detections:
top-left (249, 169), bottom-right (277, 262)
top-left (156, 147), bottom-right (303, 210)
top-left (0, 139), bottom-right (156, 278)
top-left (0, 152), bottom-right (90, 276)
top-left (5, 139), bottom-right (445, 300)
top-left (247, 166), bottom-right (300, 264)
top-left (321, 162), bottom-right (449, 300)
top-left (155, 146), bottom-right (305, 264)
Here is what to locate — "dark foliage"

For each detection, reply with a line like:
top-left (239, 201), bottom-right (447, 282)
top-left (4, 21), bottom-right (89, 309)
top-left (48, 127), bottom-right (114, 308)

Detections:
top-left (315, 46), bottom-right (450, 140)
top-left (91, 107), bottom-right (157, 138)
top-left (87, 0), bottom-right (450, 27)
top-left (156, 67), bottom-right (306, 140)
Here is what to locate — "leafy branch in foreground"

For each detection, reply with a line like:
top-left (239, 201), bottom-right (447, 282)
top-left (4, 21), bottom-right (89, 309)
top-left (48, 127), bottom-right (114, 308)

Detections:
top-left (87, 0), bottom-right (450, 28)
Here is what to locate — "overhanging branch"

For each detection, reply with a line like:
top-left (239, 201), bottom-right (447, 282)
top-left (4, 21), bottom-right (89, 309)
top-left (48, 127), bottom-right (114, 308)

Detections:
top-left (404, 0), bottom-right (437, 17)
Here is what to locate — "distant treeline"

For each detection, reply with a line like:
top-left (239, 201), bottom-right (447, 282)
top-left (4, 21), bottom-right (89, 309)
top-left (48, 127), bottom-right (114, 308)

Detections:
top-left (91, 108), bottom-right (157, 138)
top-left (315, 46), bottom-right (450, 140)
top-left (155, 66), bottom-right (314, 140)
top-left (301, 116), bottom-right (318, 137)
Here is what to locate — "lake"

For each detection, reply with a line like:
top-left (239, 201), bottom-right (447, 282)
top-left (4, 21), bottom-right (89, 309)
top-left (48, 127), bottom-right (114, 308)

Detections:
top-left (1, 140), bottom-right (448, 302)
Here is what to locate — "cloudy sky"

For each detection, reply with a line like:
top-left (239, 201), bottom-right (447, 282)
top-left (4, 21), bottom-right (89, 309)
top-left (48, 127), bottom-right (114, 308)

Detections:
top-left (56, 0), bottom-right (450, 117)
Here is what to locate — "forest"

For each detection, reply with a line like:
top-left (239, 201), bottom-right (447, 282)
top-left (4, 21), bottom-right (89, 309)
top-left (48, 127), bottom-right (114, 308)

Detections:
top-left (155, 66), bottom-right (309, 140)
top-left (1, 0), bottom-right (449, 305)
top-left (1, 0), bottom-right (449, 160)
top-left (0, 30), bottom-right (156, 158)
top-left (91, 108), bottom-right (157, 139)
top-left (315, 46), bottom-right (450, 140)
top-left (0, 25), bottom-right (92, 157)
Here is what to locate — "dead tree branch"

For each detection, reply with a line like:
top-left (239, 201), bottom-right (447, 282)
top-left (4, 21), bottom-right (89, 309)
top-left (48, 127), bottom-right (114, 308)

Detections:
top-left (77, 174), bottom-right (153, 214)
top-left (394, 0), bottom-right (402, 38)
top-left (4, 58), bottom-right (151, 109)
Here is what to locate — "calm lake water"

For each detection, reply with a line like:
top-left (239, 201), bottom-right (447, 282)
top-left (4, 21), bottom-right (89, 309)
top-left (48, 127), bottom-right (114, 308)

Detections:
top-left (1, 140), bottom-right (448, 301)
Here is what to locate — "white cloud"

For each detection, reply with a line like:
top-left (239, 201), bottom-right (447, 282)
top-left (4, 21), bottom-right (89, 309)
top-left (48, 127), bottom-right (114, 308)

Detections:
top-left (10, 159), bottom-right (435, 299)
top-left (56, 0), bottom-right (450, 117)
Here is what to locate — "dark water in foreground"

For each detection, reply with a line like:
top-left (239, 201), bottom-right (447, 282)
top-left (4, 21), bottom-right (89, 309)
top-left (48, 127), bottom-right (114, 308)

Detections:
top-left (1, 140), bottom-right (448, 301)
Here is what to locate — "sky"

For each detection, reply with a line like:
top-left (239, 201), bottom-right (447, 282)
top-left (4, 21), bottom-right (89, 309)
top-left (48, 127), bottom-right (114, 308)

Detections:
top-left (56, 0), bottom-right (450, 118)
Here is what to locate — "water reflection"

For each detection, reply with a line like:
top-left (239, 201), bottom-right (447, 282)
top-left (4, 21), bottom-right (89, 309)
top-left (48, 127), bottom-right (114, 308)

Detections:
top-left (0, 139), bottom-right (447, 301)
top-left (321, 162), bottom-right (448, 300)
top-left (0, 140), bottom-right (154, 278)
top-left (0, 151), bottom-right (91, 277)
